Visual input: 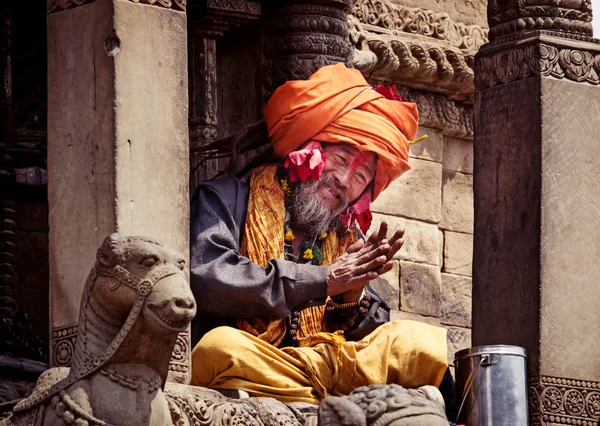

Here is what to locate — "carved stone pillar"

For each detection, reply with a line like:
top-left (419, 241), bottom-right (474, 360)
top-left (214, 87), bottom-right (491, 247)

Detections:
top-left (473, 1), bottom-right (600, 425)
top-left (263, 0), bottom-right (353, 97)
top-left (188, 1), bottom-right (260, 187)
top-left (47, 0), bottom-right (190, 383)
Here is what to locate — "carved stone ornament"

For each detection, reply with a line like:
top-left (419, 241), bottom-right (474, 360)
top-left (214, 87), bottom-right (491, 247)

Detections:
top-left (352, 0), bottom-right (488, 51)
top-left (476, 33), bottom-right (600, 90)
top-left (349, 15), bottom-right (477, 102)
top-left (47, 0), bottom-right (186, 14)
top-left (529, 376), bottom-right (600, 426)
top-left (487, 0), bottom-right (592, 42)
top-left (318, 384), bottom-right (448, 425)
top-left (387, 83), bottom-right (473, 140)
top-left (1, 234), bottom-right (196, 426)
top-left (263, 1), bottom-right (353, 97)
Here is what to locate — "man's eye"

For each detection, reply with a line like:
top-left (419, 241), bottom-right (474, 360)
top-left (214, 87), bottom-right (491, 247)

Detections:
top-left (141, 257), bottom-right (158, 267)
top-left (355, 172), bottom-right (366, 184)
top-left (335, 154), bottom-right (348, 165)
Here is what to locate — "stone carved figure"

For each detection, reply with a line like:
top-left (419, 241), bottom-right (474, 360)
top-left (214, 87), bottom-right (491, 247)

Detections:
top-left (318, 384), bottom-right (448, 426)
top-left (1, 234), bottom-right (196, 426)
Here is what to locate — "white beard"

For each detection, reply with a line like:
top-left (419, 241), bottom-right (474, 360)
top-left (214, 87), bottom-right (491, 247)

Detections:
top-left (288, 176), bottom-right (348, 238)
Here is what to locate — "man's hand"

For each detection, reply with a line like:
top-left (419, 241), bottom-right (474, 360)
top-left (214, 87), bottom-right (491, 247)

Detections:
top-left (326, 221), bottom-right (404, 299)
top-left (328, 221), bottom-right (405, 302)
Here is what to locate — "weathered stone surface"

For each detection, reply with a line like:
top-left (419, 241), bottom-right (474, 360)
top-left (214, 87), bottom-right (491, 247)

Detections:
top-left (440, 171), bottom-right (473, 234)
top-left (4, 235), bottom-right (196, 426)
top-left (371, 158), bottom-right (442, 223)
top-left (400, 261), bottom-right (441, 317)
top-left (390, 310), bottom-right (441, 326)
top-left (389, 0), bottom-right (487, 27)
top-left (371, 213), bottom-right (441, 266)
top-left (443, 231), bottom-right (472, 276)
top-left (440, 273), bottom-right (472, 328)
top-left (370, 260), bottom-right (399, 310)
top-left (475, 43), bottom-right (600, 417)
top-left (409, 126), bottom-right (443, 163)
top-left (446, 326), bottom-right (471, 366)
top-left (47, 1), bottom-right (190, 376)
top-left (443, 136), bottom-right (473, 174)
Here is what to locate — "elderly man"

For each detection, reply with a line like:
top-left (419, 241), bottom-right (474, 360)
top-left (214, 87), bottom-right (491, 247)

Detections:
top-left (189, 64), bottom-right (451, 409)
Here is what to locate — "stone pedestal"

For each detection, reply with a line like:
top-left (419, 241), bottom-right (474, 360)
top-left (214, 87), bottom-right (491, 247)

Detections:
top-left (47, 0), bottom-right (190, 382)
top-left (473, 2), bottom-right (600, 425)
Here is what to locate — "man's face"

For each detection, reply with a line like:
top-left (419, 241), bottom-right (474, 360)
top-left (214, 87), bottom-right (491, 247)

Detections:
top-left (316, 144), bottom-right (377, 210)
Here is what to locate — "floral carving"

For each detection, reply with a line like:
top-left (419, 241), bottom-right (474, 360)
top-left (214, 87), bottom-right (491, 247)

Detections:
top-left (51, 325), bottom-right (78, 367)
top-left (351, 0), bottom-right (488, 51)
top-left (476, 39), bottom-right (600, 90)
top-left (529, 376), bottom-right (600, 425)
top-left (564, 389), bottom-right (585, 416)
top-left (542, 387), bottom-right (564, 412)
top-left (585, 392), bottom-right (600, 419)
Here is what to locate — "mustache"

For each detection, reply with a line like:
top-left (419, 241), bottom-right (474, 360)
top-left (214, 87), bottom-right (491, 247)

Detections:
top-left (319, 175), bottom-right (349, 205)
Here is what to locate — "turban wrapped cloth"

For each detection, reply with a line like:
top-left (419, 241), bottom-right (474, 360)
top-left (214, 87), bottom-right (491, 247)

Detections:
top-left (264, 63), bottom-right (419, 201)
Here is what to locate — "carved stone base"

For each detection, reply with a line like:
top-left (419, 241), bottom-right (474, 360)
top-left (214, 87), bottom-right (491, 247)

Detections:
top-left (529, 376), bottom-right (600, 426)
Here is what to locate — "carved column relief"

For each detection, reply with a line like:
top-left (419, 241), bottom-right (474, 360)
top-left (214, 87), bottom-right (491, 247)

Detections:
top-left (188, 1), bottom-right (260, 187)
top-left (262, 0), bottom-right (353, 98)
top-left (487, 0), bottom-right (592, 44)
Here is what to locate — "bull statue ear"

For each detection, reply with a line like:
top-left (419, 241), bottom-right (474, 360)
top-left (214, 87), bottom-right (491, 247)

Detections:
top-left (97, 233), bottom-right (122, 267)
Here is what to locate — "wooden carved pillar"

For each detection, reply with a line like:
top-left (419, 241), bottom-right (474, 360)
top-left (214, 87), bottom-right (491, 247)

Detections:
top-left (262, 0), bottom-right (353, 97)
top-left (472, 1), bottom-right (600, 425)
top-left (0, 0), bottom-right (17, 357)
top-left (188, 1), bottom-right (260, 188)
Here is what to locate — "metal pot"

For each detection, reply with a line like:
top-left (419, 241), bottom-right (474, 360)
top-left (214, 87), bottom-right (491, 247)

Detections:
top-left (454, 345), bottom-right (528, 425)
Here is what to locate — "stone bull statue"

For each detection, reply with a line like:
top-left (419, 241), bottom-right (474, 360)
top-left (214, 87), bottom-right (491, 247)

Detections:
top-left (1, 234), bottom-right (196, 426)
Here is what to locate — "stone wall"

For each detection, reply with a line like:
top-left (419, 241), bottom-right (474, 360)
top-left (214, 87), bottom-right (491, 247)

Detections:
top-left (353, 0), bottom-right (483, 366)
top-left (369, 125), bottom-right (474, 366)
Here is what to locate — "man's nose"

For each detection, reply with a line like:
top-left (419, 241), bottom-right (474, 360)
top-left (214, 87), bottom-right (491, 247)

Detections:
top-left (333, 172), bottom-right (351, 190)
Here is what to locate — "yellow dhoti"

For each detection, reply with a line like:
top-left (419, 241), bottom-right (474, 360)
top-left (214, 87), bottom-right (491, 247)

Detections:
top-left (191, 320), bottom-right (448, 405)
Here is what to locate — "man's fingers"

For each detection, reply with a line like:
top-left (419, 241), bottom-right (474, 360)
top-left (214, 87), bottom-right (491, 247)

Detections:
top-left (376, 260), bottom-right (394, 275)
top-left (376, 221), bottom-right (388, 242)
top-left (346, 238), bottom-right (365, 254)
top-left (385, 239), bottom-right (404, 261)
top-left (351, 271), bottom-right (379, 287)
top-left (357, 243), bottom-right (390, 264)
top-left (356, 255), bottom-right (388, 275)
top-left (387, 229), bottom-right (405, 245)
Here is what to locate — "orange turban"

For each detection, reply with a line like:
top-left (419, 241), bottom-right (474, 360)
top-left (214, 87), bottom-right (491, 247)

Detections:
top-left (264, 63), bottom-right (419, 201)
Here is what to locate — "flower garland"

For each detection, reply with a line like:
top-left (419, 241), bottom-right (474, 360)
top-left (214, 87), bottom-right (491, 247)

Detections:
top-left (282, 200), bottom-right (327, 266)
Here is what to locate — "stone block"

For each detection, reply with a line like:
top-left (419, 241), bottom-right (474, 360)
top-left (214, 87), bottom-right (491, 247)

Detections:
top-left (441, 273), bottom-right (472, 328)
top-left (443, 231), bottom-right (473, 276)
top-left (371, 158), bottom-right (442, 223)
top-left (391, 310), bottom-right (441, 326)
top-left (440, 171), bottom-right (473, 233)
top-left (370, 261), bottom-right (400, 310)
top-left (447, 326), bottom-right (472, 366)
top-left (443, 136), bottom-right (473, 174)
top-left (409, 126), bottom-right (443, 163)
top-left (371, 213), bottom-right (441, 266)
top-left (400, 261), bottom-right (441, 317)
